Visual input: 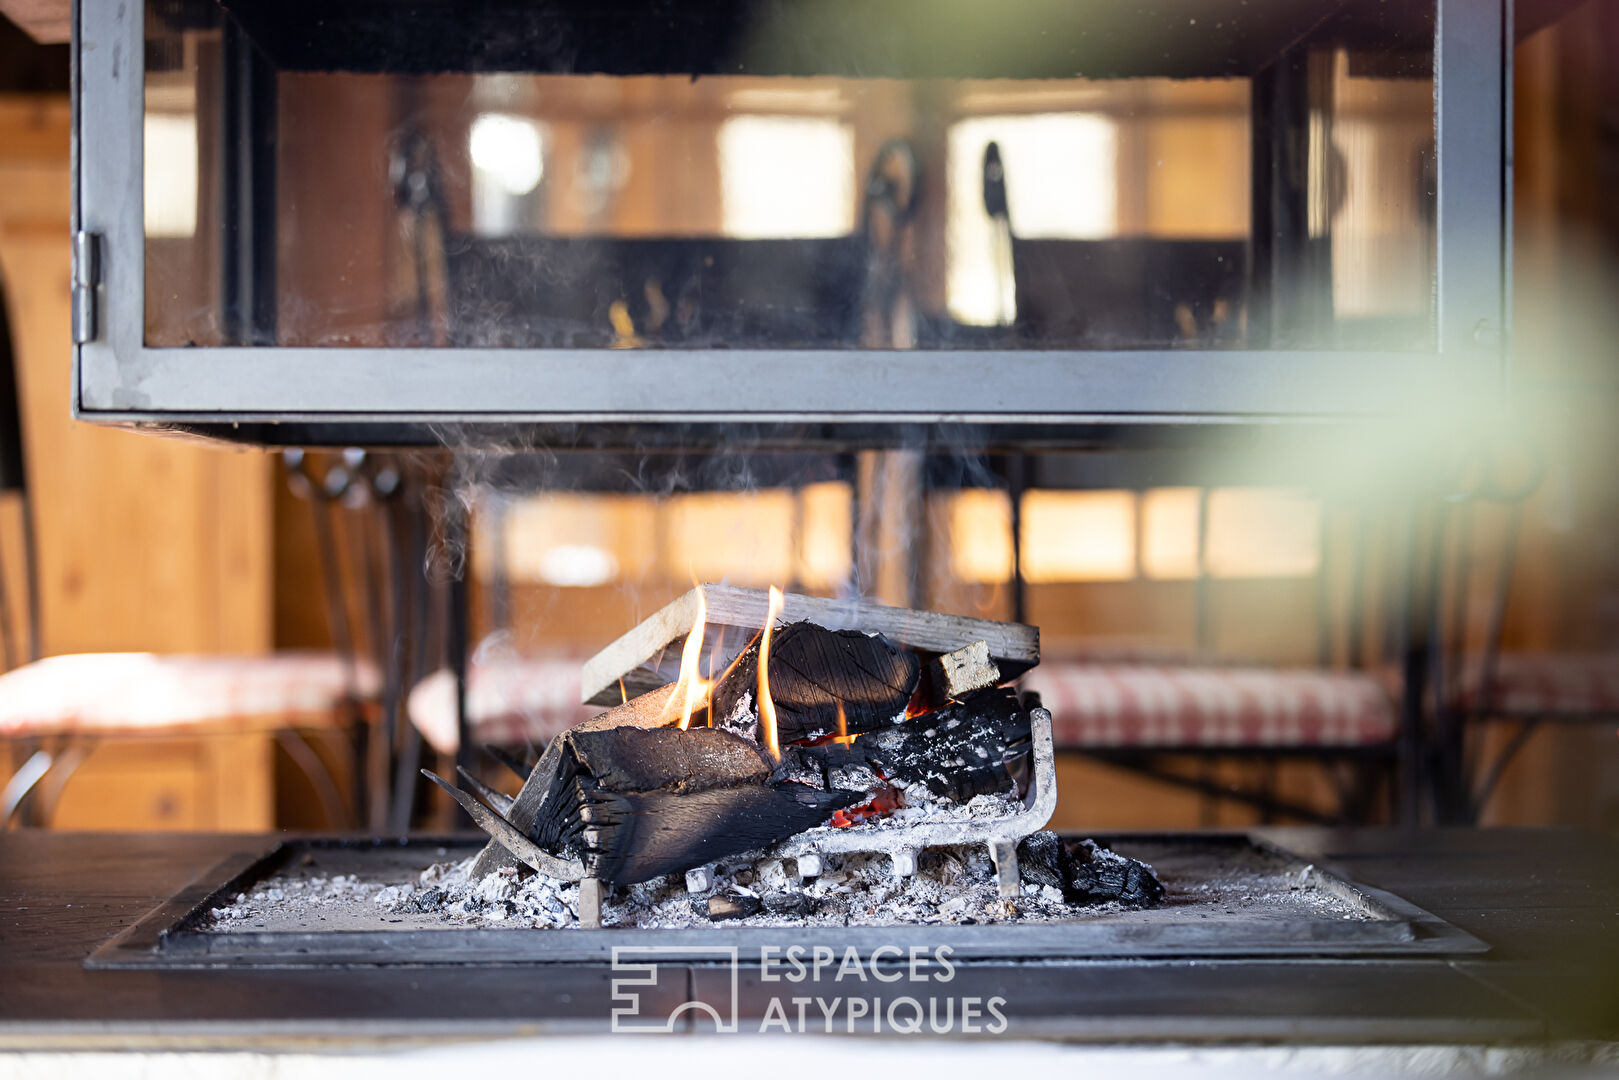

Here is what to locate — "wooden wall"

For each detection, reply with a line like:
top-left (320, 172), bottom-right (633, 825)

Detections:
top-left (0, 95), bottom-right (274, 658)
top-left (1, 92), bottom-right (283, 831)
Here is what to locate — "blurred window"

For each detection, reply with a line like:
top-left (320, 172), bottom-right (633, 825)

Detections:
top-left (481, 485), bottom-right (855, 591)
top-left (797, 481), bottom-right (854, 590)
top-left (144, 111), bottom-right (197, 239)
top-left (947, 113), bottom-right (1117, 325)
top-left (949, 488), bottom-right (1015, 584)
top-left (469, 112), bottom-right (548, 235)
top-left (945, 484), bottom-right (1320, 584)
top-left (1021, 490), bottom-right (1136, 583)
top-left (1141, 487), bottom-right (1201, 580)
top-left (1205, 488), bottom-right (1321, 578)
top-left (719, 115), bottom-right (856, 238)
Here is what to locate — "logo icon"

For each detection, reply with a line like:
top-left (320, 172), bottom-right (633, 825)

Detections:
top-left (610, 946), bottom-right (740, 1033)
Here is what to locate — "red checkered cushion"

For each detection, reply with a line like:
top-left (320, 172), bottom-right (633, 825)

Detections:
top-left (1025, 663), bottom-right (1397, 748)
top-left (0, 652), bottom-right (379, 738)
top-left (1453, 653), bottom-right (1619, 716)
top-left (407, 654), bottom-right (601, 755)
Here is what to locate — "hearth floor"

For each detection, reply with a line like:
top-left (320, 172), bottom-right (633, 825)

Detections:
top-left (200, 835), bottom-right (1367, 932)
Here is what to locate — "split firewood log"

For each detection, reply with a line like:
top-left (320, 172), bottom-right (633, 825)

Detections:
top-left (526, 724), bottom-right (860, 884)
top-left (709, 621), bottom-right (920, 743)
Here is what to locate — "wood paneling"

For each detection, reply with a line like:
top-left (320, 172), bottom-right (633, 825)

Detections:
top-left (44, 733), bottom-right (276, 832)
top-left (0, 94), bottom-right (274, 657)
top-left (0, 94), bottom-right (282, 832)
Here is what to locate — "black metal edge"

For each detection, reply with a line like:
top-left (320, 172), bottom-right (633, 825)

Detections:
top-left (1245, 831), bottom-right (1491, 956)
top-left (83, 843), bottom-right (289, 970)
top-left (83, 831), bottom-right (1490, 969)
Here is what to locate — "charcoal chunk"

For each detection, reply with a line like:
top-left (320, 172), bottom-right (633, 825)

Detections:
top-left (706, 893), bottom-right (763, 921)
top-left (1060, 839), bottom-right (1165, 907)
top-left (858, 688), bottom-right (1031, 802)
top-left (395, 887), bottom-right (447, 914)
top-left (763, 892), bottom-right (816, 917)
top-left (1017, 830), bottom-right (1066, 891)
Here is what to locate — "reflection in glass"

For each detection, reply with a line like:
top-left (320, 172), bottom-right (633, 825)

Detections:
top-left (140, 3), bottom-right (1438, 353)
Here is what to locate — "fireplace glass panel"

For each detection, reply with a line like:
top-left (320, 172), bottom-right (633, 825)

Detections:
top-left (142, 0), bottom-right (1437, 353)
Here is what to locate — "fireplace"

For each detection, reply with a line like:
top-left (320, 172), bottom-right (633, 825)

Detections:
top-left (85, 583), bottom-right (1486, 971)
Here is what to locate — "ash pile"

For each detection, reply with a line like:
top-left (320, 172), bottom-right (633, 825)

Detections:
top-left (372, 831), bottom-right (1161, 930)
top-left (426, 584), bottom-right (1163, 928)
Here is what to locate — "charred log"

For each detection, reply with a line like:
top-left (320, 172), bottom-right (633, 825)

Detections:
top-left (1017, 831), bottom-right (1165, 906)
top-left (526, 723), bottom-right (859, 884)
top-left (1061, 838), bottom-right (1165, 907)
top-left (577, 783), bottom-right (857, 884)
top-left (711, 621), bottom-right (920, 743)
top-left (861, 688), bottom-right (1030, 801)
top-left (782, 687), bottom-right (1031, 804)
top-left (581, 583), bottom-right (1038, 706)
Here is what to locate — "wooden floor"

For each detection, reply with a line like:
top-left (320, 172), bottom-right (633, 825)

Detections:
top-left (0, 826), bottom-right (1614, 1046)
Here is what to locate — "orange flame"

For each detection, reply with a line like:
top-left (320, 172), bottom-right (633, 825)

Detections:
top-left (672, 590), bottom-right (710, 730)
top-left (757, 585), bottom-right (785, 763)
top-left (834, 700), bottom-right (855, 746)
top-left (618, 679), bottom-right (627, 706)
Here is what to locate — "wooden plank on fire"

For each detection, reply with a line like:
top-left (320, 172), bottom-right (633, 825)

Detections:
top-left (580, 583), bottom-right (1039, 706)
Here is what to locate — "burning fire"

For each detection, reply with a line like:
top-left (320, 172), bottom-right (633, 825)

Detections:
top-left (757, 585), bottom-right (785, 763)
top-left (672, 589), bottom-right (710, 730)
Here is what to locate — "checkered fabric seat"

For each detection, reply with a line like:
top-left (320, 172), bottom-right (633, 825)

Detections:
top-left (407, 654), bottom-right (600, 756)
top-left (1024, 662), bottom-right (1398, 749)
top-left (1452, 653), bottom-right (1619, 717)
top-left (0, 652), bottom-right (379, 738)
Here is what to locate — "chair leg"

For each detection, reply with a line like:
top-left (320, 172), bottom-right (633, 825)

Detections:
top-left (275, 729), bottom-right (351, 830)
top-left (31, 738), bottom-right (95, 825)
top-left (2, 749), bottom-right (53, 826)
top-left (1470, 716), bottom-right (1543, 824)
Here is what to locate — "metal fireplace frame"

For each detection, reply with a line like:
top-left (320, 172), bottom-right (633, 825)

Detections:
top-left (69, 0), bottom-right (1508, 443)
top-left (83, 830), bottom-right (1489, 970)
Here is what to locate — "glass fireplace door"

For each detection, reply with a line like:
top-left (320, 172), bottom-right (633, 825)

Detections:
top-left (73, 0), bottom-right (1506, 438)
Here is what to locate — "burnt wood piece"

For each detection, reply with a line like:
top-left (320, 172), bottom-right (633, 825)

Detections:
top-left (469, 683), bottom-right (680, 877)
top-left (581, 583), bottom-right (1038, 705)
top-left (710, 621), bottom-right (920, 744)
top-left (784, 687), bottom-right (1031, 804)
top-left (421, 770), bottom-right (582, 880)
top-left (706, 894), bottom-right (762, 921)
top-left (860, 688), bottom-right (1031, 802)
top-left (926, 640), bottom-right (1002, 705)
top-left (526, 723), bottom-right (860, 885)
top-left (1061, 839), bottom-right (1166, 907)
top-left (527, 725), bottom-right (773, 854)
top-left (580, 783), bottom-right (857, 885)
top-left (1017, 830), bottom-right (1067, 891)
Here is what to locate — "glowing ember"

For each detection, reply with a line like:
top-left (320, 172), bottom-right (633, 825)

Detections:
top-left (830, 787), bottom-right (901, 827)
top-left (757, 585), bottom-right (786, 763)
top-left (673, 589), bottom-right (710, 730)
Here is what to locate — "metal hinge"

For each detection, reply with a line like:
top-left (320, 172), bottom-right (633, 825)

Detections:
top-left (72, 231), bottom-right (101, 345)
